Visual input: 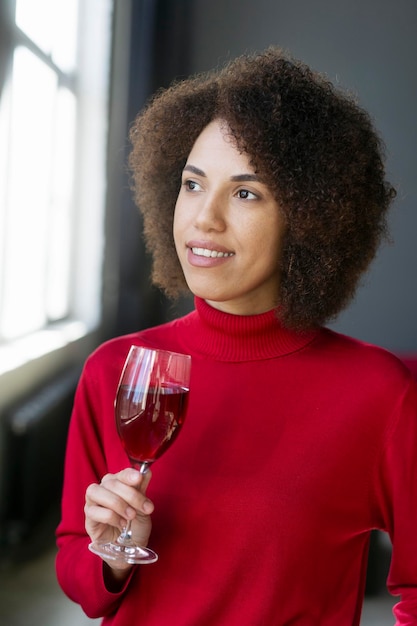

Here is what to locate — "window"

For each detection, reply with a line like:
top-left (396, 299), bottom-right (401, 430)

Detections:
top-left (0, 0), bottom-right (113, 374)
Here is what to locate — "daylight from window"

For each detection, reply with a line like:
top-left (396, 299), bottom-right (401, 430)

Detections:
top-left (0, 0), bottom-right (112, 372)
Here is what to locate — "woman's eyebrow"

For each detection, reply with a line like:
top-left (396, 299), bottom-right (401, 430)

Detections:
top-left (230, 174), bottom-right (260, 182)
top-left (183, 164), bottom-right (260, 183)
top-left (183, 164), bottom-right (205, 177)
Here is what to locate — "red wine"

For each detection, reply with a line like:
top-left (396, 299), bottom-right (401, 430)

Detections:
top-left (116, 385), bottom-right (189, 464)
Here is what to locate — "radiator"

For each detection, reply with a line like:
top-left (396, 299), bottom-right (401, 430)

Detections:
top-left (0, 366), bottom-right (80, 553)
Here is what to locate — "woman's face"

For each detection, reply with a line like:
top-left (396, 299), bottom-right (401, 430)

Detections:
top-left (173, 119), bottom-right (285, 315)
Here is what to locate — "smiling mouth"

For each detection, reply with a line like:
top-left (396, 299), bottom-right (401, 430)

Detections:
top-left (191, 247), bottom-right (234, 258)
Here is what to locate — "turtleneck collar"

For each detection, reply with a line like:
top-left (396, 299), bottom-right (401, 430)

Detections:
top-left (182, 297), bottom-right (319, 362)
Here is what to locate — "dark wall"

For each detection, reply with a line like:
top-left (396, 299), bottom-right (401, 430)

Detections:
top-left (113, 0), bottom-right (194, 337)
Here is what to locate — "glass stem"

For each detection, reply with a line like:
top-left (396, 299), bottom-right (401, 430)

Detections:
top-left (117, 462), bottom-right (149, 545)
top-left (139, 461), bottom-right (149, 474)
top-left (118, 522), bottom-right (133, 544)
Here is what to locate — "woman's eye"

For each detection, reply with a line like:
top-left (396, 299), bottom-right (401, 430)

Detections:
top-left (184, 179), bottom-right (201, 191)
top-left (237, 189), bottom-right (257, 200)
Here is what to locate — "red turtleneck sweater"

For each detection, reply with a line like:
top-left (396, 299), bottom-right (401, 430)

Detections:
top-left (56, 298), bottom-right (417, 625)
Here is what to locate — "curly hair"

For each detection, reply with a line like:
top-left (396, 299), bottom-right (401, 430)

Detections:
top-left (129, 47), bottom-right (396, 330)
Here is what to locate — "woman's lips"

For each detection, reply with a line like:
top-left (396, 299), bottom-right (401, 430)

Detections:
top-left (186, 242), bottom-right (235, 267)
top-left (191, 246), bottom-right (234, 259)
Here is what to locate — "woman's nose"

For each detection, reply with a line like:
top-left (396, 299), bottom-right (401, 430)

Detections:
top-left (194, 193), bottom-right (226, 232)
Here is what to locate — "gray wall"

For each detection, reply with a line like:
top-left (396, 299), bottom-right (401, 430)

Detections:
top-left (188, 0), bottom-right (417, 353)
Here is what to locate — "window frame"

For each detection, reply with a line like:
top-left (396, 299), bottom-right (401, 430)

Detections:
top-left (0, 0), bottom-right (119, 406)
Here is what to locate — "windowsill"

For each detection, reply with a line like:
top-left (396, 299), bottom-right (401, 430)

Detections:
top-left (0, 320), bottom-right (100, 409)
top-left (0, 320), bottom-right (88, 376)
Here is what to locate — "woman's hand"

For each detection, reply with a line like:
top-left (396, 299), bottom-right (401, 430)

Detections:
top-left (85, 468), bottom-right (154, 573)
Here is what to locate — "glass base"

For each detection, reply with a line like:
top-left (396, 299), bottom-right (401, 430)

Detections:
top-left (88, 540), bottom-right (158, 565)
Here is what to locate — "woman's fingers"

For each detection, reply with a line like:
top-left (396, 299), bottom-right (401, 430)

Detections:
top-left (108, 467), bottom-right (154, 507)
top-left (86, 469), bottom-right (154, 516)
top-left (85, 485), bottom-right (127, 528)
top-left (84, 468), bottom-right (154, 571)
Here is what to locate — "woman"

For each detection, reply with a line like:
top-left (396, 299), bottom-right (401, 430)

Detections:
top-left (56, 48), bottom-right (417, 625)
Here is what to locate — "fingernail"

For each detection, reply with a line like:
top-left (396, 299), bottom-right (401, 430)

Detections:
top-left (143, 500), bottom-right (153, 514)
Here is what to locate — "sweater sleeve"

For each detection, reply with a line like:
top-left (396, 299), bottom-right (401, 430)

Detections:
top-left (372, 375), bottom-right (417, 624)
top-left (55, 354), bottom-right (136, 619)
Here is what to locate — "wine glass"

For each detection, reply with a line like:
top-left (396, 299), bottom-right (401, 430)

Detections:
top-left (88, 346), bottom-right (191, 565)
